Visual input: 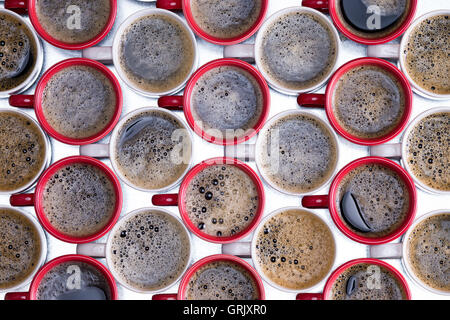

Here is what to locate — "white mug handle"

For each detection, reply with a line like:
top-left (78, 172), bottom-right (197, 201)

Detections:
top-left (369, 243), bottom-right (403, 259)
top-left (82, 46), bottom-right (114, 65)
top-left (77, 243), bottom-right (107, 258)
top-left (370, 143), bottom-right (402, 159)
top-left (79, 144), bottom-right (110, 158)
top-left (367, 44), bottom-right (401, 59)
top-left (223, 44), bottom-right (256, 63)
top-left (222, 242), bottom-right (252, 258)
top-left (224, 144), bottom-right (256, 161)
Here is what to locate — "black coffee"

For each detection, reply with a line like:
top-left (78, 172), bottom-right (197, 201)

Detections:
top-left (404, 14), bottom-right (450, 95)
top-left (405, 112), bottom-right (449, 192)
top-left (110, 210), bottom-right (190, 291)
top-left (0, 11), bottom-right (38, 92)
top-left (259, 10), bottom-right (338, 91)
top-left (336, 164), bottom-right (410, 238)
top-left (35, 0), bottom-right (112, 44)
top-left (190, 0), bottom-right (263, 39)
top-left (0, 208), bottom-right (42, 290)
top-left (36, 261), bottom-right (112, 300)
top-left (42, 65), bottom-right (117, 140)
top-left (119, 13), bottom-right (195, 94)
top-left (0, 111), bottom-right (47, 192)
top-left (185, 260), bottom-right (259, 300)
top-left (333, 64), bottom-right (406, 139)
top-left (191, 66), bottom-right (264, 140)
top-left (330, 263), bottom-right (408, 300)
top-left (42, 163), bottom-right (117, 238)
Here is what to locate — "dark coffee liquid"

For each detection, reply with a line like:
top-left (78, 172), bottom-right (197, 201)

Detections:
top-left (336, 164), bottom-right (410, 238)
top-left (407, 213), bottom-right (449, 292)
top-left (36, 261), bottom-right (111, 300)
top-left (119, 14), bottom-right (195, 94)
top-left (0, 11), bottom-right (37, 92)
top-left (330, 263), bottom-right (408, 300)
top-left (0, 111), bottom-right (47, 192)
top-left (190, 0), bottom-right (262, 39)
top-left (0, 208), bottom-right (42, 290)
top-left (42, 163), bottom-right (117, 238)
top-left (185, 164), bottom-right (259, 238)
top-left (35, 0), bottom-right (111, 44)
top-left (404, 14), bottom-right (450, 95)
top-left (260, 10), bottom-right (338, 91)
top-left (333, 65), bottom-right (406, 139)
top-left (255, 209), bottom-right (335, 290)
top-left (406, 112), bottom-right (449, 192)
top-left (185, 260), bottom-right (259, 300)
top-left (42, 65), bottom-right (117, 140)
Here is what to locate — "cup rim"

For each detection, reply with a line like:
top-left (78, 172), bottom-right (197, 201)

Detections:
top-left (328, 156), bottom-right (417, 245)
top-left (328, 0), bottom-right (418, 45)
top-left (177, 157), bottom-right (266, 244)
top-left (324, 57), bottom-right (413, 146)
top-left (33, 156), bottom-right (123, 244)
top-left (27, 0), bottom-right (117, 50)
top-left (181, 0), bottom-right (269, 45)
top-left (181, 58), bottom-right (271, 145)
top-left (32, 58), bottom-right (123, 145)
top-left (177, 254), bottom-right (266, 300)
top-left (104, 207), bottom-right (193, 294)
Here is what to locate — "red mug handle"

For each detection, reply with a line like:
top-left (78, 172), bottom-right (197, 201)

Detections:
top-left (296, 293), bottom-right (324, 300)
top-left (158, 96), bottom-right (184, 111)
top-left (156, 0), bottom-right (182, 10)
top-left (4, 0), bottom-right (29, 14)
top-left (297, 93), bottom-right (326, 108)
top-left (302, 195), bottom-right (329, 209)
top-left (152, 293), bottom-right (178, 300)
top-left (9, 95), bottom-right (35, 109)
top-left (152, 194), bottom-right (179, 206)
top-left (10, 193), bottom-right (35, 207)
top-left (4, 292), bottom-right (30, 300)
top-left (302, 0), bottom-right (329, 13)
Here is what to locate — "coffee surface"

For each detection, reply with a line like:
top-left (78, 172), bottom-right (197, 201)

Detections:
top-left (0, 208), bottom-right (42, 289)
top-left (255, 209), bottom-right (335, 290)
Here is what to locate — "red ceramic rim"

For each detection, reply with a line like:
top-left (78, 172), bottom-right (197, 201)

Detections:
top-left (28, 255), bottom-right (118, 300)
top-left (329, 0), bottom-right (418, 45)
top-left (322, 258), bottom-right (412, 300)
top-left (34, 156), bottom-right (123, 244)
top-left (178, 157), bottom-right (265, 244)
top-left (325, 57), bottom-right (413, 146)
top-left (28, 0), bottom-right (117, 50)
top-left (177, 254), bottom-right (265, 300)
top-left (182, 0), bottom-right (268, 45)
top-left (33, 58), bottom-right (123, 145)
top-left (183, 58), bottom-right (270, 145)
top-left (328, 156), bottom-right (417, 245)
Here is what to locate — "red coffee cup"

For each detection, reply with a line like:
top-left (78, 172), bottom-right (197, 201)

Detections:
top-left (156, 0), bottom-right (268, 45)
top-left (297, 57), bottom-right (413, 146)
top-left (302, 0), bottom-right (417, 45)
top-left (158, 58), bottom-right (270, 145)
top-left (301, 156), bottom-right (417, 245)
top-left (4, 0), bottom-right (117, 50)
top-left (8, 58), bottom-right (123, 145)
top-left (152, 157), bottom-right (265, 244)
top-left (296, 258), bottom-right (412, 300)
top-left (4, 254), bottom-right (118, 300)
top-left (9, 156), bottom-right (123, 244)
top-left (152, 254), bottom-right (265, 300)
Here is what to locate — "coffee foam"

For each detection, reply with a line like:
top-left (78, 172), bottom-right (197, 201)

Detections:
top-left (0, 111), bottom-right (47, 192)
top-left (42, 65), bottom-right (117, 139)
top-left (407, 213), bottom-right (449, 292)
top-left (35, 0), bottom-right (111, 44)
top-left (259, 10), bottom-right (337, 91)
top-left (330, 263), bottom-right (407, 300)
top-left (258, 113), bottom-right (338, 194)
top-left (119, 14), bottom-right (195, 94)
top-left (190, 0), bottom-right (262, 39)
top-left (0, 208), bottom-right (42, 289)
top-left (114, 110), bottom-right (191, 190)
top-left (406, 112), bottom-right (449, 191)
top-left (42, 163), bottom-right (116, 238)
top-left (185, 260), bottom-right (259, 300)
top-left (110, 210), bottom-right (190, 291)
top-left (191, 66), bottom-right (264, 140)
top-left (255, 209), bottom-right (335, 290)
top-left (336, 164), bottom-right (410, 237)
top-left (185, 164), bottom-right (259, 238)
top-left (404, 14), bottom-right (450, 95)
top-left (332, 64), bottom-right (406, 139)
